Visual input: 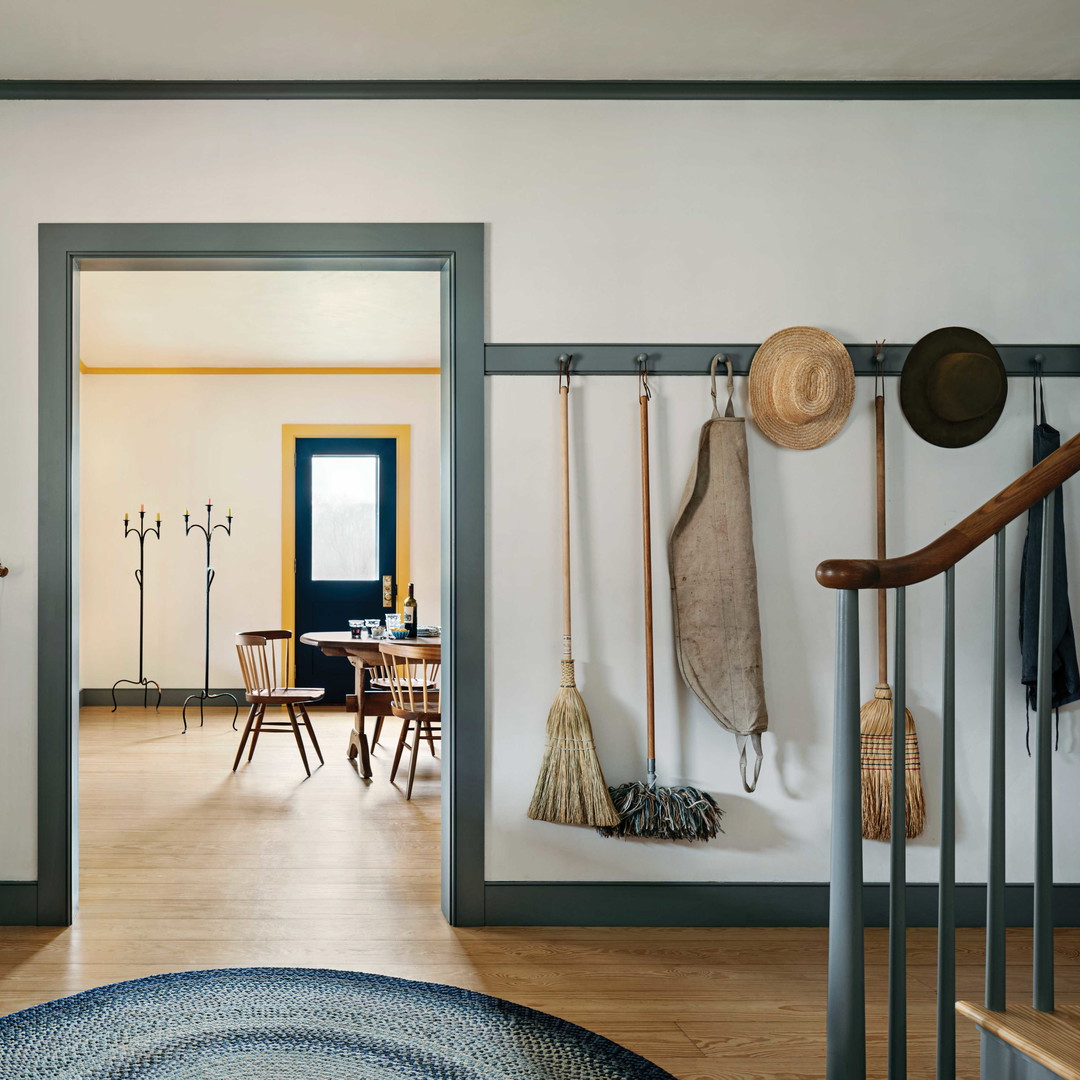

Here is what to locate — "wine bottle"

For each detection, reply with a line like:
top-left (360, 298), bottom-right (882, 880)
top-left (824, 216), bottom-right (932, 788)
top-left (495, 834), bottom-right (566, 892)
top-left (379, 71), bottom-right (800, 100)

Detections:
top-left (403, 582), bottom-right (418, 638)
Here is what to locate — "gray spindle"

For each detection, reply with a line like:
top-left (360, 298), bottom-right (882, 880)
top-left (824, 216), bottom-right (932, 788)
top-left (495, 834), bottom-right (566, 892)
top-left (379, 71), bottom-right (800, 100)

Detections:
top-left (827, 589), bottom-right (866, 1080)
top-left (985, 529), bottom-right (1007, 1011)
top-left (937, 568), bottom-right (956, 1079)
top-left (889, 586), bottom-right (907, 1080)
top-left (1034, 490), bottom-right (1056, 1012)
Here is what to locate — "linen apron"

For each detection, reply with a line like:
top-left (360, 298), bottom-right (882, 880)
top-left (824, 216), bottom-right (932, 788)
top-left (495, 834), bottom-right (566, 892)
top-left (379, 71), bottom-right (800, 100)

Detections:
top-left (668, 357), bottom-right (768, 792)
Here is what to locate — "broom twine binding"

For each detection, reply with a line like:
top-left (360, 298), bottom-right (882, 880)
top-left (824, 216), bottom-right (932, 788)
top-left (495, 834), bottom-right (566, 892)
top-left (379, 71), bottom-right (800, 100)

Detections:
top-left (859, 686), bottom-right (927, 841)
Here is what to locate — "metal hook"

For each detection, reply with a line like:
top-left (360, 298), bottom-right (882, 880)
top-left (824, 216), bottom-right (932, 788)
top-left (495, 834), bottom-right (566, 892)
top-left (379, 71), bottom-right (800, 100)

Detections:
top-left (1032, 353), bottom-right (1045, 370)
top-left (557, 353), bottom-right (572, 390)
top-left (873, 340), bottom-right (886, 398)
top-left (636, 353), bottom-right (651, 400)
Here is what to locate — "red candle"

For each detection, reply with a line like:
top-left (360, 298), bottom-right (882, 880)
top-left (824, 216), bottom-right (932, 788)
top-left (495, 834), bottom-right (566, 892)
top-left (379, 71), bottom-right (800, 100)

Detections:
top-left (207, 497), bottom-right (212, 506)
top-left (140, 503), bottom-right (145, 512)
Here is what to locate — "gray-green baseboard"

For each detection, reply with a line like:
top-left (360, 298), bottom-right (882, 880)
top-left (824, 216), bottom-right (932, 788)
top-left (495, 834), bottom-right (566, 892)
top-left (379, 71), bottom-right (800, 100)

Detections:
top-left (2, 879), bottom-right (1077, 927)
top-left (0, 882), bottom-right (39, 924)
top-left (483, 882), bottom-right (1080, 927)
top-left (80, 688), bottom-right (247, 708)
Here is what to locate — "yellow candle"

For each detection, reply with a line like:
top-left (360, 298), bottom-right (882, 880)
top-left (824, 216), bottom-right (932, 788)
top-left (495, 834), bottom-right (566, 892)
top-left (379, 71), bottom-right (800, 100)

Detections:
top-left (124, 512), bottom-right (129, 521)
top-left (227, 507), bottom-right (232, 517)
top-left (155, 512), bottom-right (161, 522)
top-left (184, 508), bottom-right (189, 516)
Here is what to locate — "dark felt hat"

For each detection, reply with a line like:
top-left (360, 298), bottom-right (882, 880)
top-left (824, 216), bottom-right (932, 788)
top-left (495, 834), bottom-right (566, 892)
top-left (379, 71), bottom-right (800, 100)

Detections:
top-left (899, 327), bottom-right (1007, 448)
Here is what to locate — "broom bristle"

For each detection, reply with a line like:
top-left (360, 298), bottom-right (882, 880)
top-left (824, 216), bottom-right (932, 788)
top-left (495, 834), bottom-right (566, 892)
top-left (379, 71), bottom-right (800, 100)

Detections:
top-left (596, 781), bottom-right (723, 841)
top-left (528, 670), bottom-right (620, 828)
top-left (860, 684), bottom-right (926, 841)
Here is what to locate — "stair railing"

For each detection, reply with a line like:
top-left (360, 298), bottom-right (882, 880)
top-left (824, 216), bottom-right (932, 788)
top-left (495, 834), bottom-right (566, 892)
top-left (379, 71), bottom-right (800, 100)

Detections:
top-left (817, 430), bottom-right (1080, 1080)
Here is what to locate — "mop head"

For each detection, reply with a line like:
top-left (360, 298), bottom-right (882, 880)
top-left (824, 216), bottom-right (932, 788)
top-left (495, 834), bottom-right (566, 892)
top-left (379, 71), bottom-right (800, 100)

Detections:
top-left (596, 780), bottom-right (723, 841)
top-left (860, 684), bottom-right (926, 841)
top-left (528, 665), bottom-right (620, 828)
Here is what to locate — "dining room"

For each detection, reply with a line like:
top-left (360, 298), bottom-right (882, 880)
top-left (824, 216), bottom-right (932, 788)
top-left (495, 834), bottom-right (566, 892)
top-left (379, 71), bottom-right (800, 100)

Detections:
top-left (76, 264), bottom-right (447, 941)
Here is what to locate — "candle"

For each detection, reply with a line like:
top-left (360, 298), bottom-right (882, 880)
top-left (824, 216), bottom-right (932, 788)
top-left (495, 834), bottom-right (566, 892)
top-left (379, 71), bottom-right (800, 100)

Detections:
top-left (124, 512), bottom-right (129, 522)
top-left (207, 498), bottom-right (212, 506)
top-left (140, 503), bottom-right (145, 513)
top-left (227, 507), bottom-right (232, 517)
top-left (184, 508), bottom-right (189, 517)
top-left (155, 512), bottom-right (161, 522)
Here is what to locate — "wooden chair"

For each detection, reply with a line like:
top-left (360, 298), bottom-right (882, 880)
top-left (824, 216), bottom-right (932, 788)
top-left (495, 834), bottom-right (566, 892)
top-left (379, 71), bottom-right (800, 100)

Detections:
top-left (379, 641), bottom-right (441, 800)
top-left (234, 631), bottom-right (325, 777)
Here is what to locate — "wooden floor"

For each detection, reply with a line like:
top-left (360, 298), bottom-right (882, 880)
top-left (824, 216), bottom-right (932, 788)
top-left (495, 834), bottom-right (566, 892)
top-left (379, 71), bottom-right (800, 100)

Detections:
top-left (0, 706), bottom-right (1075, 1079)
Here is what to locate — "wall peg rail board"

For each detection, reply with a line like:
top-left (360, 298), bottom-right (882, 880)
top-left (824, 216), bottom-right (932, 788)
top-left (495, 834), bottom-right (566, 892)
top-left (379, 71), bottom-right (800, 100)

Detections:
top-left (484, 343), bottom-right (1080, 377)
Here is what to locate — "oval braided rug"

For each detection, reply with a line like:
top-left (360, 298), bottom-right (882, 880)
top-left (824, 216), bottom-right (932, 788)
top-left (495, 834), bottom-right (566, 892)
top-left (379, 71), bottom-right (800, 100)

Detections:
top-left (0, 966), bottom-right (676, 1079)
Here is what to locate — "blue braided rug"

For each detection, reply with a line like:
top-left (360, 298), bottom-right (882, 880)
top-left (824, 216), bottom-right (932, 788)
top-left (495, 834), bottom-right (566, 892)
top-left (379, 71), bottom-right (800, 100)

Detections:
top-left (0, 966), bottom-right (676, 1078)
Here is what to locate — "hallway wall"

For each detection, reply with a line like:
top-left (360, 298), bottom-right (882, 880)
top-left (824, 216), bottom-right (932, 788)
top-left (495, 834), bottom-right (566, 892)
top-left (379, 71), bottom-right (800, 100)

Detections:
top-left (0, 97), bottom-right (1077, 885)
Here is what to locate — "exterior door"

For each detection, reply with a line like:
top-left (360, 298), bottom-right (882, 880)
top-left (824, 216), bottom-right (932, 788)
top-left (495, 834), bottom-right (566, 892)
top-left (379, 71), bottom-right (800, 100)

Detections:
top-left (295, 437), bottom-right (397, 702)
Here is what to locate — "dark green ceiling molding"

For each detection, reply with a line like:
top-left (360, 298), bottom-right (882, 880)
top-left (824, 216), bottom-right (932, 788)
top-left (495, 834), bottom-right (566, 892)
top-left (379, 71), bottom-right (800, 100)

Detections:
top-left (2, 79), bottom-right (1080, 100)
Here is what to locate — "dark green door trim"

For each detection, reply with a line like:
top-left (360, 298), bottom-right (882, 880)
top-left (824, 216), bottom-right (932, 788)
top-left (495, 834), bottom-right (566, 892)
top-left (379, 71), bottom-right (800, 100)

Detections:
top-left (37, 223), bottom-right (486, 927)
top-left (5, 80), bottom-right (1080, 100)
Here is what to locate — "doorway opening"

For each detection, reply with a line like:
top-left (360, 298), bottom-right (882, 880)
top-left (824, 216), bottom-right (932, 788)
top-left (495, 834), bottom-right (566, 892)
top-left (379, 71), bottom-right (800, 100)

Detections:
top-left (38, 225), bottom-right (485, 928)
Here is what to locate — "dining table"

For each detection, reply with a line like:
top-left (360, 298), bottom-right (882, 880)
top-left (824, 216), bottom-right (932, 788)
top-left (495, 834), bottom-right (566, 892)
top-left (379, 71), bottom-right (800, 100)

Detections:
top-left (299, 630), bottom-right (441, 779)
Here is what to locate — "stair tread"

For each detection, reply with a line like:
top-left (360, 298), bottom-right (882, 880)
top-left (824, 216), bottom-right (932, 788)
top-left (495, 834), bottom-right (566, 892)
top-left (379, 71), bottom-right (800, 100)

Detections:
top-left (957, 1000), bottom-right (1080, 1080)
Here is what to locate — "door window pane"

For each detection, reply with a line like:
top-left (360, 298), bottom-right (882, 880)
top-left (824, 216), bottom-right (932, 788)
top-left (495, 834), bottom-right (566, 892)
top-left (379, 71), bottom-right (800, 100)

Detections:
top-left (311, 456), bottom-right (379, 580)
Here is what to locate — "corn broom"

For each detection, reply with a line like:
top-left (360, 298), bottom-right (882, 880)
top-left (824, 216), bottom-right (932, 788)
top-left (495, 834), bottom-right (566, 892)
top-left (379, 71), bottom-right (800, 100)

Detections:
top-left (528, 358), bottom-right (620, 828)
top-left (861, 360), bottom-right (926, 841)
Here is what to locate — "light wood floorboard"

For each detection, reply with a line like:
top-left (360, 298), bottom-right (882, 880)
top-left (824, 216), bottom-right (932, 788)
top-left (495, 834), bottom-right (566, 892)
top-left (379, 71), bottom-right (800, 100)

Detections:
top-left (0, 706), bottom-right (1074, 1079)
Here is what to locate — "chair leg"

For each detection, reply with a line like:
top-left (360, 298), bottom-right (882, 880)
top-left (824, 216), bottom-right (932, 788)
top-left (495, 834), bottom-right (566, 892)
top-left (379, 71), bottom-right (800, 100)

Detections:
top-left (389, 718), bottom-right (410, 783)
top-left (405, 723), bottom-right (422, 800)
top-left (232, 704), bottom-right (258, 771)
top-left (247, 705), bottom-right (266, 761)
top-left (297, 704), bottom-right (324, 765)
top-left (286, 703), bottom-right (311, 778)
top-left (371, 716), bottom-right (384, 750)
top-left (424, 719), bottom-right (437, 757)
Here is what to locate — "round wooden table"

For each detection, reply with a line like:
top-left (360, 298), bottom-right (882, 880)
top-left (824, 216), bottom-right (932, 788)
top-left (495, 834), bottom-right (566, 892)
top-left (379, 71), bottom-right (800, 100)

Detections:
top-left (299, 631), bottom-right (441, 778)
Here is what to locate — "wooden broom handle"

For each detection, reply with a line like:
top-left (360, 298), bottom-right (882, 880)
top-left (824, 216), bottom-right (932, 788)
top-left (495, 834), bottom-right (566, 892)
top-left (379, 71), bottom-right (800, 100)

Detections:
top-left (640, 392), bottom-right (656, 759)
top-left (560, 383), bottom-right (573, 659)
top-left (876, 390), bottom-right (888, 684)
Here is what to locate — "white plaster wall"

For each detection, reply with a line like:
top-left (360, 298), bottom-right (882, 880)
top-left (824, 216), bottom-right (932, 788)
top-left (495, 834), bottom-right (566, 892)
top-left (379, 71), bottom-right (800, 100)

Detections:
top-left (489, 374), bottom-right (1080, 883)
top-left (78, 373), bottom-right (441, 689)
top-left (0, 98), bottom-right (1077, 882)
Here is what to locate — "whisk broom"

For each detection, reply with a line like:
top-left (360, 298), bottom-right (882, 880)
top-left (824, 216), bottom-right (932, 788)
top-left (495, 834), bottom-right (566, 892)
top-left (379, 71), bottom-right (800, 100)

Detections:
top-left (598, 358), bottom-right (723, 841)
top-left (861, 353), bottom-right (926, 841)
top-left (528, 357), bottom-right (620, 828)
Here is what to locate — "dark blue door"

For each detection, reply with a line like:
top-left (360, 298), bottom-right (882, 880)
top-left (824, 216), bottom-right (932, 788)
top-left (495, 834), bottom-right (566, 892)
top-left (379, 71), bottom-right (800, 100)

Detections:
top-left (295, 437), bottom-right (397, 702)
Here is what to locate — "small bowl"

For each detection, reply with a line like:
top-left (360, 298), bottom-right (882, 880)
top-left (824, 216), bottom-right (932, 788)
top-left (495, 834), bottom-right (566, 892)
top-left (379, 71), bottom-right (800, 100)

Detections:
top-left (389, 627), bottom-right (410, 639)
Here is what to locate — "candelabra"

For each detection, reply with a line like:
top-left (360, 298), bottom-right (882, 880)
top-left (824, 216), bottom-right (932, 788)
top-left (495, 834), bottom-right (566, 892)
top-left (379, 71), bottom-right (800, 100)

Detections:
top-left (111, 507), bottom-right (163, 712)
top-left (182, 501), bottom-right (239, 732)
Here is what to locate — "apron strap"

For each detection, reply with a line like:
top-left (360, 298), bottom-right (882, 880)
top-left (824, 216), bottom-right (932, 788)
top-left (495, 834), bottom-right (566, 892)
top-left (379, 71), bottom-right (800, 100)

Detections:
top-left (735, 732), bottom-right (764, 793)
top-left (710, 353), bottom-right (736, 419)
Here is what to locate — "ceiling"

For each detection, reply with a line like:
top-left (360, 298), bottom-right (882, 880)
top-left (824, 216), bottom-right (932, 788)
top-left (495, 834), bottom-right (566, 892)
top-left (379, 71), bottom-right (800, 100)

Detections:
top-left (2, 0), bottom-right (1079, 81)
top-left (79, 271), bottom-right (442, 370)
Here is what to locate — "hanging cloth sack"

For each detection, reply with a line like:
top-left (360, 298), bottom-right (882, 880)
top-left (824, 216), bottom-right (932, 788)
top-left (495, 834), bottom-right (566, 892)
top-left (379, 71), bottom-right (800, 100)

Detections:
top-left (668, 356), bottom-right (768, 792)
top-left (1019, 367), bottom-right (1080, 749)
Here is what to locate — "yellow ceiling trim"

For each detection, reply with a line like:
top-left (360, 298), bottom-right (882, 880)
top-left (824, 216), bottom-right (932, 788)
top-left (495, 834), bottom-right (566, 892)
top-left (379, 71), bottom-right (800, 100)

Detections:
top-left (79, 363), bottom-right (439, 375)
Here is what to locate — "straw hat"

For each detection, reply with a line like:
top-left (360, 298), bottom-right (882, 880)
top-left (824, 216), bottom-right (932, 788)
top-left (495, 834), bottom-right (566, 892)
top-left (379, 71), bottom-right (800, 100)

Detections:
top-left (899, 327), bottom-right (1007, 448)
top-left (749, 327), bottom-right (855, 450)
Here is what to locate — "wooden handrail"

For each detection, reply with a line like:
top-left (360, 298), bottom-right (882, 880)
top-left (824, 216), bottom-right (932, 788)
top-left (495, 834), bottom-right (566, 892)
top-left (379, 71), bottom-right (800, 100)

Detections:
top-left (817, 431), bottom-right (1080, 590)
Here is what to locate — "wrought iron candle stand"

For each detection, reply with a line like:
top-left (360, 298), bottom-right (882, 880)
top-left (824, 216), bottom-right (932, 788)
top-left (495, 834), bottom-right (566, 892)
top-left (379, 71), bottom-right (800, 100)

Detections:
top-left (111, 508), bottom-right (163, 712)
top-left (182, 502), bottom-right (239, 733)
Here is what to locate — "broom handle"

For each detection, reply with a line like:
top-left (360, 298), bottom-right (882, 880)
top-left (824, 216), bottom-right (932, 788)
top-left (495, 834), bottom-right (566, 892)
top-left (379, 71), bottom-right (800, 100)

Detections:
top-left (640, 392), bottom-right (656, 767)
top-left (561, 383), bottom-right (573, 660)
top-left (876, 388), bottom-right (888, 684)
